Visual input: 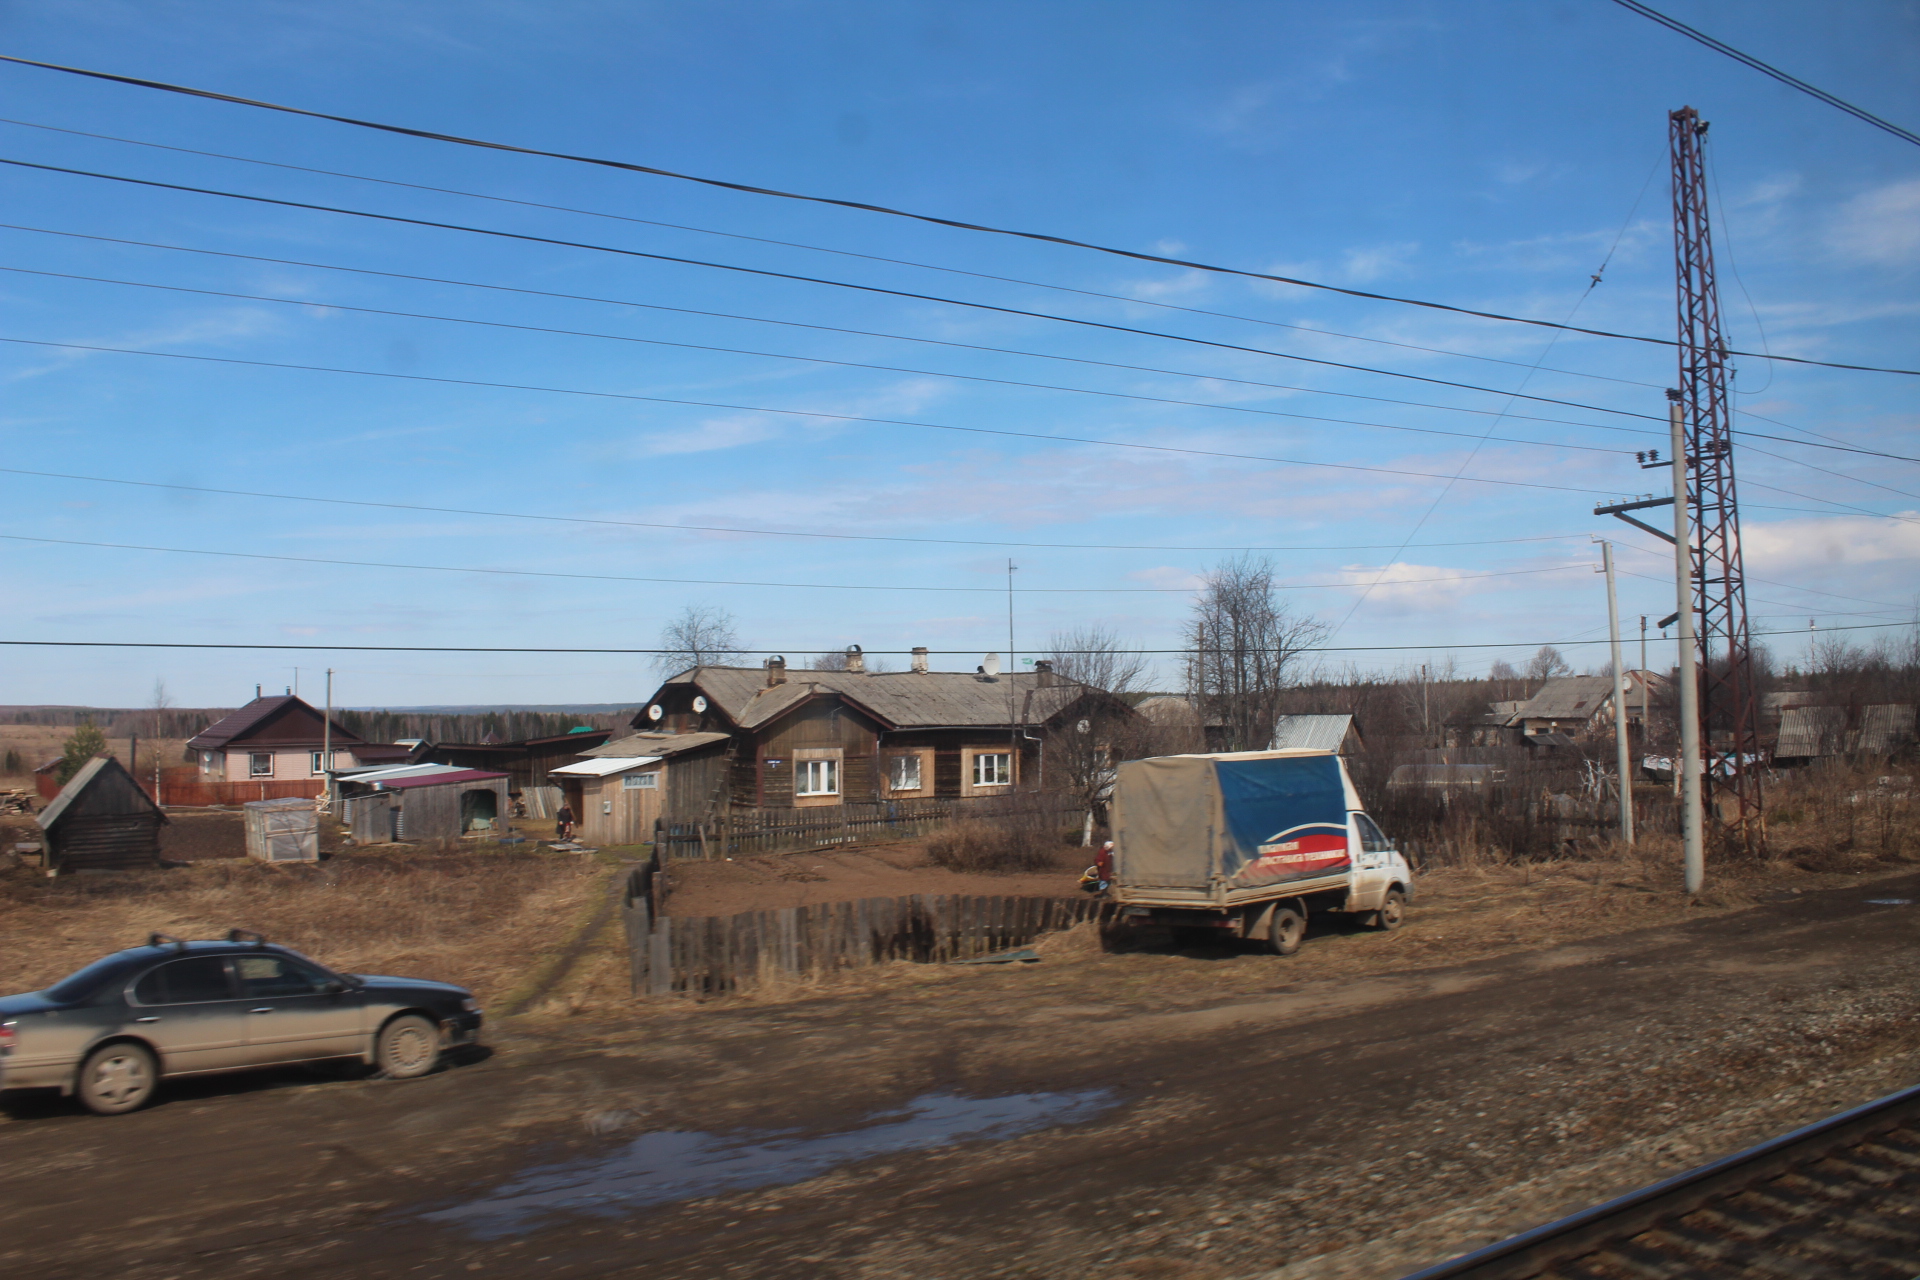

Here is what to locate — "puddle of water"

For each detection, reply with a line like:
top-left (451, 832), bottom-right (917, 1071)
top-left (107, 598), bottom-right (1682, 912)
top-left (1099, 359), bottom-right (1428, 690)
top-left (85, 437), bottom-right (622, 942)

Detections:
top-left (424, 1088), bottom-right (1118, 1238)
top-left (1865, 898), bottom-right (1912, 906)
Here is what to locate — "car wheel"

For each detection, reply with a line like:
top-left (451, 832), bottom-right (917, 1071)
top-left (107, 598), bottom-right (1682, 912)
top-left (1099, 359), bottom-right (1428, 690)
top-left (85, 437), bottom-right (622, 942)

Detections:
top-left (77, 1042), bottom-right (158, 1115)
top-left (375, 1014), bottom-right (442, 1079)
top-left (1267, 902), bottom-right (1307, 956)
top-left (1373, 890), bottom-right (1407, 932)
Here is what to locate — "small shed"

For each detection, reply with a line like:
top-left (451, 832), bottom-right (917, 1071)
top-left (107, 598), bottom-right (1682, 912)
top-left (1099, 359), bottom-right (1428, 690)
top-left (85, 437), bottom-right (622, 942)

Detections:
top-left (549, 756), bottom-right (664, 846)
top-left (340, 768), bottom-right (511, 844)
top-left (243, 796), bottom-right (319, 862)
top-left (37, 757), bottom-right (168, 874)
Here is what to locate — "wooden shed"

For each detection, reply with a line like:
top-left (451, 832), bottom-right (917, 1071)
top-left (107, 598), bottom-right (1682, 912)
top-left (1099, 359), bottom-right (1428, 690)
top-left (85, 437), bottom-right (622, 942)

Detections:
top-left (549, 756), bottom-right (666, 846)
top-left (340, 768), bottom-right (511, 844)
top-left (37, 757), bottom-right (167, 874)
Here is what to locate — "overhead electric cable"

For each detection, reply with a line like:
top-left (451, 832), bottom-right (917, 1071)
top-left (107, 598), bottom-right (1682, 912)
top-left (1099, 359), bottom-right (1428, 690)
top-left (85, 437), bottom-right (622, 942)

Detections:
top-left (0, 467), bottom-right (1600, 554)
top-left (0, 532), bottom-right (1589, 593)
top-left (0, 223), bottom-right (1666, 438)
top-left (0, 156), bottom-right (1709, 415)
top-left (3, 264), bottom-right (1631, 456)
top-left (0, 112), bottom-right (1667, 391)
top-left (0, 55), bottom-right (1912, 374)
top-left (2, 618), bottom-right (1907, 657)
top-left (0, 335), bottom-right (1623, 495)
top-left (1608, 0), bottom-right (1920, 148)
top-left (12, 223), bottom-right (1901, 462)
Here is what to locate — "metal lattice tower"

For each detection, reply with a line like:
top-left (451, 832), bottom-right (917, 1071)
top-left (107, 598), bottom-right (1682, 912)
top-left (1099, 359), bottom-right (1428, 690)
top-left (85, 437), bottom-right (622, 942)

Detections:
top-left (1670, 106), bottom-right (1764, 850)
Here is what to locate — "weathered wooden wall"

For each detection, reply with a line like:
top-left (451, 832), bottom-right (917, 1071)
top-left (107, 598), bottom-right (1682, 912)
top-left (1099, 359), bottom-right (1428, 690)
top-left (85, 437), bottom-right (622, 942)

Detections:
top-left (751, 700), bottom-right (882, 808)
top-left (621, 868), bottom-right (1104, 998)
top-left (44, 759), bottom-right (166, 872)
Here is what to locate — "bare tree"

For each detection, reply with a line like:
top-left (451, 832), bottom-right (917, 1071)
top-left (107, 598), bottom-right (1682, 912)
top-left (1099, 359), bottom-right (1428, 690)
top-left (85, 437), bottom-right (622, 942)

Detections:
top-left (655, 605), bottom-right (745, 673)
top-left (1184, 556), bottom-right (1328, 752)
top-left (1524, 645), bottom-right (1572, 681)
top-left (150, 677), bottom-right (173, 740)
top-left (1045, 624), bottom-right (1148, 696)
top-left (1488, 658), bottom-right (1518, 680)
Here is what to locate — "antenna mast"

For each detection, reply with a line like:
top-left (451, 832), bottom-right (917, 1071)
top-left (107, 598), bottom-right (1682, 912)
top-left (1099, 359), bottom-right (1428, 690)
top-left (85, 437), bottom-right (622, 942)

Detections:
top-left (1670, 105), bottom-right (1764, 853)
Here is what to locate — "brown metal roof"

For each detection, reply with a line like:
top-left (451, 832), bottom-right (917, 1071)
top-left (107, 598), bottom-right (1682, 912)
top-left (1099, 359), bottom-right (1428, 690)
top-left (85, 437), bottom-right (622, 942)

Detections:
top-left (658, 666), bottom-right (1093, 731)
top-left (185, 695), bottom-right (364, 751)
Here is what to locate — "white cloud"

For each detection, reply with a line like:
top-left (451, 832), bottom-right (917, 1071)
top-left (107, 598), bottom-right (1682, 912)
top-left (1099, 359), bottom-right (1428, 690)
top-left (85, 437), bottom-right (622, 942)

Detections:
top-left (1744, 512), bottom-right (1920, 571)
top-left (1829, 180), bottom-right (1920, 267)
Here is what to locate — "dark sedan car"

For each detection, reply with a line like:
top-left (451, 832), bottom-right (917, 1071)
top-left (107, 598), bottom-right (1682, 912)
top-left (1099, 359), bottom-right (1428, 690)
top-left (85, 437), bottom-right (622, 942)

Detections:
top-left (0, 931), bottom-right (482, 1114)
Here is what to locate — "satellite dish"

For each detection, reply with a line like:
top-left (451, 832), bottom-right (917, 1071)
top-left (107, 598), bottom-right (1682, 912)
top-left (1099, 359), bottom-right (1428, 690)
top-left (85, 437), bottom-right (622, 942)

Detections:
top-left (982, 652), bottom-right (1001, 676)
top-left (692, 696), bottom-right (709, 714)
top-left (1076, 718), bottom-right (1091, 735)
top-left (647, 704), bottom-right (664, 721)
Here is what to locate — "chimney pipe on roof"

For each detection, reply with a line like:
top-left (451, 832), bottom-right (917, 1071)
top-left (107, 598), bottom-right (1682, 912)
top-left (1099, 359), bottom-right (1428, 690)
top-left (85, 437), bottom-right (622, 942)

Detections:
top-left (766, 656), bottom-right (787, 686)
top-left (1034, 658), bottom-right (1058, 686)
top-left (255, 683), bottom-right (262, 700)
top-left (844, 644), bottom-right (865, 674)
top-left (911, 647), bottom-right (929, 674)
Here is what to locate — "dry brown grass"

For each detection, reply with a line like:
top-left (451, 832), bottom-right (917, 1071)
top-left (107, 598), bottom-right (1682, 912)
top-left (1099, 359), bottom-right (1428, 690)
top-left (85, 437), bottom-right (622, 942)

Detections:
top-left (0, 848), bottom-right (607, 1004)
top-left (924, 819), bottom-right (1060, 873)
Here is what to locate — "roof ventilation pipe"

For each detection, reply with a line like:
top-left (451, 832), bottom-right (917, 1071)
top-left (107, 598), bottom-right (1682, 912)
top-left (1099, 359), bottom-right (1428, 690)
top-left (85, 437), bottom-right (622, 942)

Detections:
top-left (911, 647), bottom-right (929, 674)
top-left (844, 644), bottom-right (865, 674)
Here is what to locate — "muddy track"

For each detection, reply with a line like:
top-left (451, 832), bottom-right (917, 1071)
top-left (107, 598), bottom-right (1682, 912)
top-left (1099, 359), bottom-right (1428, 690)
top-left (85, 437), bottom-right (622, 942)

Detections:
top-left (1, 874), bottom-right (1917, 1280)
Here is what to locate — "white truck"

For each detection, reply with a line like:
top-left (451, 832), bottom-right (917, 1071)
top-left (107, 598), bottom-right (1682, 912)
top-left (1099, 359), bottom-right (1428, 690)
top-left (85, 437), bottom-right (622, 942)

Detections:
top-left (1093, 748), bottom-right (1413, 955)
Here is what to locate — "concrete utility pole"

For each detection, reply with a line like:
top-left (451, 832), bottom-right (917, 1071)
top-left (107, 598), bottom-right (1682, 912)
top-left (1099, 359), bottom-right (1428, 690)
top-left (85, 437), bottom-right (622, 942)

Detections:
top-left (323, 668), bottom-right (334, 813)
top-left (1669, 394), bottom-right (1705, 893)
top-left (1600, 540), bottom-right (1634, 845)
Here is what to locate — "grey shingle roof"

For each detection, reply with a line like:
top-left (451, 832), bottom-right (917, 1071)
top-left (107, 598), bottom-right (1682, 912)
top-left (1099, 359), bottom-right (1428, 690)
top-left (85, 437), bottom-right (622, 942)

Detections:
top-left (1516, 676), bottom-right (1617, 722)
top-left (586, 731), bottom-right (732, 758)
top-left (661, 666), bottom-right (1092, 730)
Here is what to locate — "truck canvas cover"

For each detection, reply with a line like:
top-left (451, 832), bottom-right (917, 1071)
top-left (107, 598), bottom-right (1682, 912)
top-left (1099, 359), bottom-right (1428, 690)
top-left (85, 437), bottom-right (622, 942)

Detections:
top-left (1112, 750), bottom-right (1356, 890)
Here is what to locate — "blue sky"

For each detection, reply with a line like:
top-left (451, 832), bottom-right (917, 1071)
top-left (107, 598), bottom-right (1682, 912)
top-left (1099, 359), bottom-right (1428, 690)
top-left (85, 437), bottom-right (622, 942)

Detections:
top-left (0, 0), bottom-right (1915, 708)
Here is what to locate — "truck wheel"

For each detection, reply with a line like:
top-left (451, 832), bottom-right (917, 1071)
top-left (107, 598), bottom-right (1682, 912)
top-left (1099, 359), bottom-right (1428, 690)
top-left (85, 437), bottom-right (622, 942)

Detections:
top-left (1372, 890), bottom-right (1406, 932)
top-left (1267, 903), bottom-right (1306, 956)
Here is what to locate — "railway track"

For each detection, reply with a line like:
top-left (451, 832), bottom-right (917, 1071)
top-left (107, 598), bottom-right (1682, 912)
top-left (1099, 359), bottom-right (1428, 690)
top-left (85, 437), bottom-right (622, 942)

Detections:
top-left (1402, 1081), bottom-right (1920, 1279)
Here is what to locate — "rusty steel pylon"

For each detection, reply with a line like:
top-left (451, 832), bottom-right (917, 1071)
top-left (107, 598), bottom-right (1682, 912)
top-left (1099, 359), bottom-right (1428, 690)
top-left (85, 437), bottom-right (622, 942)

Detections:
top-left (1670, 106), bottom-right (1764, 853)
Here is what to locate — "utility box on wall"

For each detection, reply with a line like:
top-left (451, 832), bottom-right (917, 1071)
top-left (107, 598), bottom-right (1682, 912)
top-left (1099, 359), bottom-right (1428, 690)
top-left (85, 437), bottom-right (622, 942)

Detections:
top-left (244, 796), bottom-right (319, 862)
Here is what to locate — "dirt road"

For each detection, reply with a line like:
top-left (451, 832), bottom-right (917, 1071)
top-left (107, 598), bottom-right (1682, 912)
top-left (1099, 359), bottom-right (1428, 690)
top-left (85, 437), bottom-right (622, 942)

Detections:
top-left (3, 874), bottom-right (1917, 1280)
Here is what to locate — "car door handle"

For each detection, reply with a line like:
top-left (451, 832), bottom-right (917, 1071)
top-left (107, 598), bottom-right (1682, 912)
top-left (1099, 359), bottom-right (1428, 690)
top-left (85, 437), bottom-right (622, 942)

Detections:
top-left (134, 1016), bottom-right (160, 1023)
top-left (249, 1007), bottom-right (274, 1014)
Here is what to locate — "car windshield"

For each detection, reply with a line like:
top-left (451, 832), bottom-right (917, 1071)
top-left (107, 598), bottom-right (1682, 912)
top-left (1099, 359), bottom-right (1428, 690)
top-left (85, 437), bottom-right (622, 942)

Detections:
top-left (43, 954), bottom-right (134, 1003)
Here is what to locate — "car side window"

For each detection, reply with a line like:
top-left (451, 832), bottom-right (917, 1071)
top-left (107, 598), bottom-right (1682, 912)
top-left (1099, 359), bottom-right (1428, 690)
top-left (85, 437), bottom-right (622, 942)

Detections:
top-left (1354, 813), bottom-right (1394, 854)
top-left (134, 957), bottom-right (237, 1005)
top-left (235, 955), bottom-right (330, 999)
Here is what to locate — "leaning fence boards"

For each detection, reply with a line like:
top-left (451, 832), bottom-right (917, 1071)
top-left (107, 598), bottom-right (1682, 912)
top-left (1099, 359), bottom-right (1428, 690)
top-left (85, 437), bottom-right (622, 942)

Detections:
top-left (620, 869), bottom-right (1103, 998)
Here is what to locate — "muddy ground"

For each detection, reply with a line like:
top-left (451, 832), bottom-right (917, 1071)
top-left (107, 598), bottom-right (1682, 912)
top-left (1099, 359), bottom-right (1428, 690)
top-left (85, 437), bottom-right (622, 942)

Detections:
top-left (1, 862), bottom-right (1916, 1280)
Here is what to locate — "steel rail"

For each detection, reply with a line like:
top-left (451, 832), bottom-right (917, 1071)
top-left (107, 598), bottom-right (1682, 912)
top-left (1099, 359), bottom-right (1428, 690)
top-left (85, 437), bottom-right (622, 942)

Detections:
top-left (1399, 1080), bottom-right (1920, 1278)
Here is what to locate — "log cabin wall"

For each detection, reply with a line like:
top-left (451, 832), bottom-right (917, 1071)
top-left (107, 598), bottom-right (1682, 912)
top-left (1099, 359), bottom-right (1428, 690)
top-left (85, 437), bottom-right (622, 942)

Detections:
top-left (753, 697), bottom-right (883, 808)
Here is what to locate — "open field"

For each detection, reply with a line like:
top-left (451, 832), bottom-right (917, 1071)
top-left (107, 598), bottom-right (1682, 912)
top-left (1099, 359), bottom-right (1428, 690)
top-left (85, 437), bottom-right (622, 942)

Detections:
top-left (0, 724), bottom-right (189, 789)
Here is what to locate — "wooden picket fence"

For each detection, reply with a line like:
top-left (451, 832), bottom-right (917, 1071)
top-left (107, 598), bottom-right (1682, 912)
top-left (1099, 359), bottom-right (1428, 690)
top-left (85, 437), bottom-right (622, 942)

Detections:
top-left (652, 794), bottom-right (1082, 860)
top-left (620, 860), bottom-right (1105, 998)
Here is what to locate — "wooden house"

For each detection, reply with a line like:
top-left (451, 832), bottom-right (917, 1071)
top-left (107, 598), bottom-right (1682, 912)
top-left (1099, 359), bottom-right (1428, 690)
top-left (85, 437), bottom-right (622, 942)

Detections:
top-left (628, 651), bottom-right (1136, 820)
top-left (552, 731), bottom-right (730, 845)
top-left (37, 757), bottom-right (168, 874)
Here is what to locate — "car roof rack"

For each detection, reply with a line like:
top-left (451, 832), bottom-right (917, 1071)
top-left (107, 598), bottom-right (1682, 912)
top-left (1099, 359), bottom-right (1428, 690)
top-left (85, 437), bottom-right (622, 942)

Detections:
top-left (147, 932), bottom-right (187, 950)
top-left (226, 928), bottom-right (267, 946)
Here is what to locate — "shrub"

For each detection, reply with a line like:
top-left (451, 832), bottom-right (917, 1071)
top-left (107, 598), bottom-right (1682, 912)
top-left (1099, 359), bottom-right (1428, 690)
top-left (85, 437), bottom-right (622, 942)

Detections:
top-left (926, 819), bottom-right (1056, 874)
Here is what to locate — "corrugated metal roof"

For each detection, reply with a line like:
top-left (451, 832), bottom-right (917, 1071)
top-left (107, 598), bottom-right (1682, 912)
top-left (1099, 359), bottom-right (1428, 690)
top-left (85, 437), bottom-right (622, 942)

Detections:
top-left (1777, 705), bottom-right (1916, 757)
top-left (337, 763), bottom-right (468, 784)
top-left (662, 666), bottom-right (1091, 730)
top-left (374, 768), bottom-right (510, 790)
top-left (185, 694), bottom-right (363, 751)
top-left (1269, 714), bottom-right (1357, 752)
top-left (550, 756), bottom-right (662, 778)
top-left (586, 731), bottom-right (730, 758)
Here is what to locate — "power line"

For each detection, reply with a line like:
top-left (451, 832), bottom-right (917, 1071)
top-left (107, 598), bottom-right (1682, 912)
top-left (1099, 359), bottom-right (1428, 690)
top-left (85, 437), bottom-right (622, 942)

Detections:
top-left (0, 466), bottom-right (1601, 554)
top-left (1609, 1), bottom-right (1920, 148)
top-left (0, 222), bottom-right (1668, 440)
top-left (0, 112), bottom-right (1669, 392)
top-left (0, 335), bottom-right (1625, 495)
top-left (0, 264), bottom-right (1637, 457)
top-left (13, 221), bottom-right (1904, 463)
top-left (3, 51), bottom-right (1913, 375)
top-left (2, 618), bottom-right (1906, 657)
top-left (0, 532), bottom-right (1592, 593)
top-left (0, 156), bottom-right (1704, 417)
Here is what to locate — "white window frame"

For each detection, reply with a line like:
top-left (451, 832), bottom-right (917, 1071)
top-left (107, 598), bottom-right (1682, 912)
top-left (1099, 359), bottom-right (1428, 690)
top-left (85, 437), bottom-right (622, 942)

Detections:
top-left (622, 772), bottom-right (659, 790)
top-left (887, 753), bottom-right (923, 793)
top-left (248, 752), bottom-right (274, 778)
top-left (796, 758), bottom-right (839, 797)
top-left (971, 751), bottom-right (1012, 789)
